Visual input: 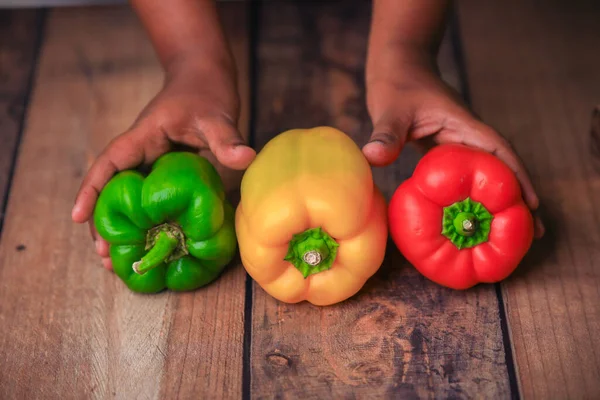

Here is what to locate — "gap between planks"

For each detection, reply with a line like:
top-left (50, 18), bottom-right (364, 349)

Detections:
top-left (0, 9), bottom-right (45, 234)
top-left (0, 3), bottom-right (250, 398)
top-left (247, 1), bottom-right (512, 398)
top-left (458, 0), bottom-right (600, 398)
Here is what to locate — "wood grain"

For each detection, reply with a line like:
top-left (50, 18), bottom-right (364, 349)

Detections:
top-left (458, 0), bottom-right (600, 398)
top-left (159, 4), bottom-right (249, 398)
top-left (249, 2), bottom-right (510, 398)
top-left (0, 4), bottom-right (249, 398)
top-left (0, 9), bottom-right (43, 230)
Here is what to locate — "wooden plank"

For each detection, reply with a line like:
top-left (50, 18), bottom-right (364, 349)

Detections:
top-left (0, 3), bottom-right (249, 398)
top-left (0, 9), bottom-right (43, 230)
top-left (249, 2), bottom-right (510, 398)
top-left (457, 1), bottom-right (600, 398)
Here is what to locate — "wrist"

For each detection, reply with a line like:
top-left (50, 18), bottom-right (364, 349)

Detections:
top-left (162, 55), bottom-right (240, 117)
top-left (165, 53), bottom-right (238, 97)
top-left (366, 49), bottom-right (439, 89)
top-left (165, 50), bottom-right (236, 80)
top-left (366, 44), bottom-right (438, 86)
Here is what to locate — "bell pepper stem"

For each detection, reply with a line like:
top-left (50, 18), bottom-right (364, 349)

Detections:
top-left (284, 227), bottom-right (339, 278)
top-left (302, 250), bottom-right (322, 266)
top-left (133, 231), bottom-right (179, 275)
top-left (454, 212), bottom-right (477, 237)
top-left (441, 198), bottom-right (493, 249)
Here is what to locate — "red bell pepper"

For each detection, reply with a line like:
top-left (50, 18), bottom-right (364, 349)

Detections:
top-left (388, 144), bottom-right (534, 289)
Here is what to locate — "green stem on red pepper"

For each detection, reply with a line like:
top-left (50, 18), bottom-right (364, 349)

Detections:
top-left (284, 227), bottom-right (339, 278)
top-left (442, 197), bottom-right (493, 249)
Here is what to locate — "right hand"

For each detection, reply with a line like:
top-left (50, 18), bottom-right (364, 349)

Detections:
top-left (72, 63), bottom-right (255, 269)
top-left (363, 65), bottom-right (544, 238)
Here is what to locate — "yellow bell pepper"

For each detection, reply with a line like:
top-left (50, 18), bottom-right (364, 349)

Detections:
top-left (235, 127), bottom-right (388, 306)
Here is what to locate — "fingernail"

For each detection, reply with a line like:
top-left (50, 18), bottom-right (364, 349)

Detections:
top-left (368, 139), bottom-right (386, 145)
top-left (95, 240), bottom-right (102, 253)
top-left (535, 217), bottom-right (545, 238)
top-left (537, 219), bottom-right (545, 231)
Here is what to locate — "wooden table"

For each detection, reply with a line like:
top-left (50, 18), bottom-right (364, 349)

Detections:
top-left (1, 1), bottom-right (599, 398)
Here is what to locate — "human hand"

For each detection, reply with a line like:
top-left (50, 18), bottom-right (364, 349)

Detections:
top-left (362, 65), bottom-right (544, 238)
top-left (72, 63), bottom-right (255, 269)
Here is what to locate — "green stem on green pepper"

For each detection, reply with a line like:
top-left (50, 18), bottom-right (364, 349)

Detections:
top-left (133, 231), bottom-right (178, 275)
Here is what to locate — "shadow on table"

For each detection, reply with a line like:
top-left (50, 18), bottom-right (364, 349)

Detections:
top-left (507, 198), bottom-right (559, 281)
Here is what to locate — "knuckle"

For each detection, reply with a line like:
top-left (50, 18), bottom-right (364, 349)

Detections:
top-left (197, 116), bottom-right (240, 143)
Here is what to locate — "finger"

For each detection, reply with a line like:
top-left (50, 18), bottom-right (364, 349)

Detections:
top-left (72, 133), bottom-right (146, 224)
top-left (534, 215), bottom-right (545, 239)
top-left (435, 124), bottom-right (540, 211)
top-left (91, 223), bottom-right (112, 268)
top-left (362, 112), bottom-right (412, 166)
top-left (88, 220), bottom-right (100, 241)
top-left (199, 117), bottom-right (256, 170)
top-left (88, 222), bottom-right (110, 257)
top-left (490, 139), bottom-right (539, 211)
top-left (102, 257), bottom-right (113, 270)
top-left (96, 240), bottom-right (110, 258)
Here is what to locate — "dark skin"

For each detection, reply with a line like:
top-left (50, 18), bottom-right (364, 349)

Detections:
top-left (72, 0), bottom-right (544, 269)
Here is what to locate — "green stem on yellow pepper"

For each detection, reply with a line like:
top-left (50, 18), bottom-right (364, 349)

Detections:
top-left (284, 227), bottom-right (339, 278)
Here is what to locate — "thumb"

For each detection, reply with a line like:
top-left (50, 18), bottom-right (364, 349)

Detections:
top-left (200, 117), bottom-right (256, 170)
top-left (362, 113), bottom-right (411, 166)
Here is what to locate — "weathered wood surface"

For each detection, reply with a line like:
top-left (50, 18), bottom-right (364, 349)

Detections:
top-left (458, 0), bottom-right (600, 398)
top-left (249, 2), bottom-right (510, 398)
top-left (0, 9), bottom-right (43, 230)
top-left (5, 1), bottom-right (599, 398)
top-left (0, 4), bottom-right (248, 398)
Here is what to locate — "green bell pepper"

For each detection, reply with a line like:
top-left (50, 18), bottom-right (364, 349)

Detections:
top-left (93, 152), bottom-right (237, 293)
